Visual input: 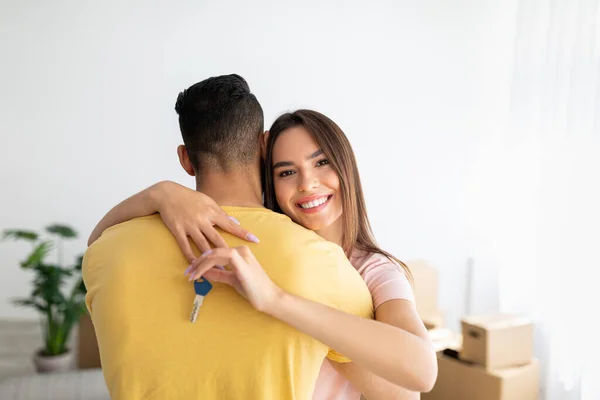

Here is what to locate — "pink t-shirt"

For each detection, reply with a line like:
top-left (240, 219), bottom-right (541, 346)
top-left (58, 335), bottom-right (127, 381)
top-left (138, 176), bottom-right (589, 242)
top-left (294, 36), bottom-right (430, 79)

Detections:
top-left (312, 249), bottom-right (415, 400)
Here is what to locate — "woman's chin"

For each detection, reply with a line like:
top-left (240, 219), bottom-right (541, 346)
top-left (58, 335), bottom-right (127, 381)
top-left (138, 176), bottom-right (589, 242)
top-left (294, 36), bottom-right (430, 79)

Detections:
top-left (296, 216), bottom-right (331, 232)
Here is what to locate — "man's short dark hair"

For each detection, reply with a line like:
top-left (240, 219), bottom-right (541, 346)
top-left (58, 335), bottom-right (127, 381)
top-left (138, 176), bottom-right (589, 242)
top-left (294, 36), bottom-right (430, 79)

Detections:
top-left (175, 74), bottom-right (264, 172)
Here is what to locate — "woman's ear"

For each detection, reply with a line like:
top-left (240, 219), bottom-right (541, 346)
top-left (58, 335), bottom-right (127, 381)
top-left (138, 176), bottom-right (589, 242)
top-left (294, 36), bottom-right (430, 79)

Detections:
top-left (260, 130), bottom-right (270, 160)
top-left (177, 145), bottom-right (196, 176)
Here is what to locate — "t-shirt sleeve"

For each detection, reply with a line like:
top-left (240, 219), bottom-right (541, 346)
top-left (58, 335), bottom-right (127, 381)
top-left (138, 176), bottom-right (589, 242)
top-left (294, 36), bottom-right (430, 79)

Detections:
top-left (354, 254), bottom-right (415, 309)
top-left (319, 244), bottom-right (374, 363)
top-left (326, 349), bottom-right (354, 363)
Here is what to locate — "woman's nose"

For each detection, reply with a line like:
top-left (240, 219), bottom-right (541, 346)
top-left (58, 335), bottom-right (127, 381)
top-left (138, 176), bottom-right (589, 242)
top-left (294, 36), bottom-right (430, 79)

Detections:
top-left (298, 172), bottom-right (319, 192)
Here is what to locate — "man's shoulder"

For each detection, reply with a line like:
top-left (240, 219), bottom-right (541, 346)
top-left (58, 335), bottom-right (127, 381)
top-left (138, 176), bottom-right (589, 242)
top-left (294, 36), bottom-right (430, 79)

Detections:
top-left (86, 215), bottom-right (173, 255)
top-left (82, 214), bottom-right (184, 281)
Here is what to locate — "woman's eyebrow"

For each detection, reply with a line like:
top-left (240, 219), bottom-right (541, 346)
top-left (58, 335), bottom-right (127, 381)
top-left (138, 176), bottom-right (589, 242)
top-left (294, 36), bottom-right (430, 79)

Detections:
top-left (273, 160), bottom-right (293, 169)
top-left (273, 149), bottom-right (324, 170)
top-left (307, 149), bottom-right (324, 159)
top-left (273, 149), bottom-right (323, 169)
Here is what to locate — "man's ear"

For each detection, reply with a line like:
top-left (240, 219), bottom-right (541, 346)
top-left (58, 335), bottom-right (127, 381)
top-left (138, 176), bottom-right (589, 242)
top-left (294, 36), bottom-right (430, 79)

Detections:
top-left (177, 145), bottom-right (196, 176)
top-left (260, 130), bottom-right (270, 160)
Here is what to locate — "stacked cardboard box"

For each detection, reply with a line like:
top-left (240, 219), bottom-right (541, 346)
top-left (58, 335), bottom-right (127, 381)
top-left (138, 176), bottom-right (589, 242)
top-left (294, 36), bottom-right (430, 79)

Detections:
top-left (424, 314), bottom-right (539, 400)
top-left (406, 260), bottom-right (445, 329)
top-left (405, 260), bottom-right (461, 354)
top-left (427, 327), bottom-right (462, 353)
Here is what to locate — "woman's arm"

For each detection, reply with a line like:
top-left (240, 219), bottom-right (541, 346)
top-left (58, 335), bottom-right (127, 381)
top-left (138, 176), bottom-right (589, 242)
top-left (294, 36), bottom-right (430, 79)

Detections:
top-left (331, 300), bottom-right (425, 399)
top-left (188, 247), bottom-right (438, 393)
top-left (88, 181), bottom-right (257, 262)
top-left (270, 288), bottom-right (437, 393)
top-left (88, 184), bottom-right (159, 246)
top-left (333, 364), bottom-right (418, 400)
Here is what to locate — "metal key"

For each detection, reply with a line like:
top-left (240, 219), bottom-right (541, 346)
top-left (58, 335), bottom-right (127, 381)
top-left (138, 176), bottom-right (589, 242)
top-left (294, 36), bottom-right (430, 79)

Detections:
top-left (190, 278), bottom-right (213, 323)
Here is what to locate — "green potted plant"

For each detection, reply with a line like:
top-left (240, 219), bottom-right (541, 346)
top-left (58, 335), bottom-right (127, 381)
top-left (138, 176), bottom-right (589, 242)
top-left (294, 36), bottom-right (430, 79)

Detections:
top-left (2, 224), bottom-right (87, 373)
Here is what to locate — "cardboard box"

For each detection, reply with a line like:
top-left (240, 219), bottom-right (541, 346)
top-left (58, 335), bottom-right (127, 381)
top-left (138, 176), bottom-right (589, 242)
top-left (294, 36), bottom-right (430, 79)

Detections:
top-left (423, 349), bottom-right (539, 400)
top-left (406, 260), bottom-right (440, 319)
top-left (77, 313), bottom-right (101, 369)
top-left (427, 328), bottom-right (462, 353)
top-left (422, 311), bottom-right (444, 330)
top-left (461, 314), bottom-right (533, 369)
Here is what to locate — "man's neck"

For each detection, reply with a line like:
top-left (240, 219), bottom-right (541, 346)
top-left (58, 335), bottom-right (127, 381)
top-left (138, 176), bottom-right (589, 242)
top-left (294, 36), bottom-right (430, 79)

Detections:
top-left (196, 167), bottom-right (263, 208)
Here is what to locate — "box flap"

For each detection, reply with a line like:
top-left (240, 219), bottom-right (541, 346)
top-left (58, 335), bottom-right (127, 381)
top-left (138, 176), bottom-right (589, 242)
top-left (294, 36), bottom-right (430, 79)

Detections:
top-left (428, 329), bottom-right (462, 353)
top-left (462, 314), bottom-right (531, 330)
top-left (422, 312), bottom-right (444, 330)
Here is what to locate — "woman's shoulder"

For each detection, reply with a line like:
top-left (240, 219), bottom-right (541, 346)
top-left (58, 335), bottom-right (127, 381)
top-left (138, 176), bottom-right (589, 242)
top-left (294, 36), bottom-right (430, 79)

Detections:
top-left (349, 248), bottom-right (405, 275)
top-left (349, 248), bottom-right (415, 308)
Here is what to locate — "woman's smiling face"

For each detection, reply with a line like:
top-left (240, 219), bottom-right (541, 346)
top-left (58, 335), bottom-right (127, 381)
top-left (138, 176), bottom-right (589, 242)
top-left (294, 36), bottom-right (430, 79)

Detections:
top-left (271, 126), bottom-right (343, 232)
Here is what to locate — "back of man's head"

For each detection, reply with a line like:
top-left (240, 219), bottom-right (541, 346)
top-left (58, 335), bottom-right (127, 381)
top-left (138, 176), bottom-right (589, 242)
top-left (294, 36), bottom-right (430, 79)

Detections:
top-left (175, 74), bottom-right (264, 173)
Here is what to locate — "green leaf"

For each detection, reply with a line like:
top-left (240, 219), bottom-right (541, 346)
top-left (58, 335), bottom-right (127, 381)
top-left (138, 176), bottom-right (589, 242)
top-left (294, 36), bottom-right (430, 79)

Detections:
top-left (12, 298), bottom-right (47, 312)
top-left (2, 229), bottom-right (38, 241)
top-left (12, 298), bottom-right (35, 307)
top-left (20, 241), bottom-right (52, 269)
top-left (46, 225), bottom-right (77, 239)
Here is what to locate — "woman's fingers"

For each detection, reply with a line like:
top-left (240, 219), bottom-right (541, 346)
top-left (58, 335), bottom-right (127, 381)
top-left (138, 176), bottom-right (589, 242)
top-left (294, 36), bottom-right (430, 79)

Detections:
top-left (191, 228), bottom-right (213, 254)
top-left (186, 248), bottom-right (244, 281)
top-left (188, 255), bottom-right (228, 281)
top-left (202, 225), bottom-right (229, 249)
top-left (174, 228), bottom-right (197, 264)
top-left (187, 249), bottom-right (227, 280)
top-left (203, 268), bottom-right (236, 286)
top-left (217, 215), bottom-right (259, 243)
top-left (190, 248), bottom-right (230, 266)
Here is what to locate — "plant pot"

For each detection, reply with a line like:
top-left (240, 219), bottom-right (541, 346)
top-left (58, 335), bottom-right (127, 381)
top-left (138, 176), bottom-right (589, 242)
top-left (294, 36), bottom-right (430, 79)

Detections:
top-left (33, 348), bottom-right (74, 373)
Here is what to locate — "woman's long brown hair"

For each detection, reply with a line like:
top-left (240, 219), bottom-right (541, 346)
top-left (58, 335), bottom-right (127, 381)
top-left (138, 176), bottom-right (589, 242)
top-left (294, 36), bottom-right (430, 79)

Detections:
top-left (264, 110), bottom-right (412, 282)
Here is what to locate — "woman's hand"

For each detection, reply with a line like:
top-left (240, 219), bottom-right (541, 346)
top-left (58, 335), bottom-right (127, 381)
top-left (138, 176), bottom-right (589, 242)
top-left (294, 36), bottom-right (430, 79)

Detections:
top-left (185, 246), bottom-right (281, 313)
top-left (151, 181), bottom-right (259, 262)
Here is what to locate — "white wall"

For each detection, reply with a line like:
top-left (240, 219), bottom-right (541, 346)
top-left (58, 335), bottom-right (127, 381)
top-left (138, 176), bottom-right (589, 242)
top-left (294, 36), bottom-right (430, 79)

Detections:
top-left (0, 0), bottom-right (518, 329)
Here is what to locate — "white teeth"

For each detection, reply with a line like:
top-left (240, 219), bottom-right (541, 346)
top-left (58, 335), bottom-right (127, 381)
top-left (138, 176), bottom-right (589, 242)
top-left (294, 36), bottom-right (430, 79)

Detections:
top-left (300, 196), bottom-right (328, 209)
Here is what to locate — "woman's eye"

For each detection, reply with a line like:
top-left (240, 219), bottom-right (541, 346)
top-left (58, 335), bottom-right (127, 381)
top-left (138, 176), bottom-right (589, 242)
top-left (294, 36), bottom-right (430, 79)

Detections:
top-left (316, 159), bottom-right (330, 167)
top-left (279, 170), bottom-right (295, 178)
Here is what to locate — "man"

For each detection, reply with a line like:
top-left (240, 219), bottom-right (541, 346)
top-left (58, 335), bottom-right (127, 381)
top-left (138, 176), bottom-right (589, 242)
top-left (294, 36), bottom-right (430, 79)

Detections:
top-left (83, 74), bottom-right (373, 399)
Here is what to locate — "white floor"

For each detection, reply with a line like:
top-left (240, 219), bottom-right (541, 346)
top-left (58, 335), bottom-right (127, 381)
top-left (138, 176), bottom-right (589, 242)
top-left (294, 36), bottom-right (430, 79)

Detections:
top-left (0, 320), bottom-right (78, 379)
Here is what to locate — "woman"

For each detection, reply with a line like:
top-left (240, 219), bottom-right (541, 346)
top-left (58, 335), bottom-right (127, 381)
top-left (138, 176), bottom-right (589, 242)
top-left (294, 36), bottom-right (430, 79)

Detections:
top-left (89, 110), bottom-right (437, 399)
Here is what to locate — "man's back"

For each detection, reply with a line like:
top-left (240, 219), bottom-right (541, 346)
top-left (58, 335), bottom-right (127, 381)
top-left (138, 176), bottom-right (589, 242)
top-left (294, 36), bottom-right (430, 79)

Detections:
top-left (83, 206), bottom-right (373, 400)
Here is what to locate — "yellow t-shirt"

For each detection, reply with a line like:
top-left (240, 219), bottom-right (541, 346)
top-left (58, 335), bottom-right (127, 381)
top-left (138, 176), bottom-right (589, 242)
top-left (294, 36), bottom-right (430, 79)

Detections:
top-left (83, 207), bottom-right (373, 400)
